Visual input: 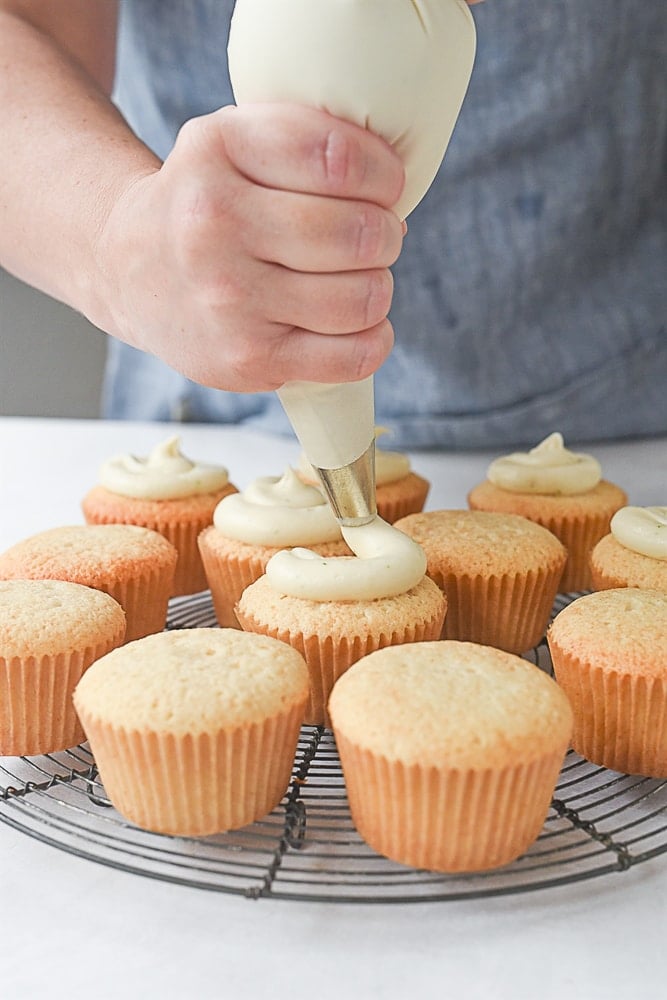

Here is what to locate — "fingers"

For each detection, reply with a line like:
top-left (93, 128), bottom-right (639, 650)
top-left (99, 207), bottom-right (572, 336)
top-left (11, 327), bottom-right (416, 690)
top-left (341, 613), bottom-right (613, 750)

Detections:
top-left (203, 103), bottom-right (406, 210)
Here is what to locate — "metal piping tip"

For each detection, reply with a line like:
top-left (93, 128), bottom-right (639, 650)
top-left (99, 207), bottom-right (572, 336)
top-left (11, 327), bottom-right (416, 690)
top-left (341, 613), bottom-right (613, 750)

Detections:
top-left (315, 440), bottom-right (377, 527)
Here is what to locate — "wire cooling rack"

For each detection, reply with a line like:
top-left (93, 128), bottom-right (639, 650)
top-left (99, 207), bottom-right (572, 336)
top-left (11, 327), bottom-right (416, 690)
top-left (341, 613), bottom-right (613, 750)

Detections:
top-left (1, 592), bottom-right (666, 903)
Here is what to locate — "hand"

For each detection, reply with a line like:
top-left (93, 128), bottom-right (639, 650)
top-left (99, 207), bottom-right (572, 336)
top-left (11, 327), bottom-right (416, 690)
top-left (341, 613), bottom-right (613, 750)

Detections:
top-left (94, 103), bottom-right (406, 393)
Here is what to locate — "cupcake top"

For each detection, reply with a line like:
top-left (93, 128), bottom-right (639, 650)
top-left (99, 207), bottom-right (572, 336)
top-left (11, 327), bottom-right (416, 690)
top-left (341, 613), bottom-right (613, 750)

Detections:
top-left (213, 466), bottom-right (341, 547)
top-left (486, 433), bottom-right (602, 496)
top-left (329, 640), bottom-right (573, 767)
top-left (98, 435), bottom-right (231, 500)
top-left (609, 506), bottom-right (667, 561)
top-left (393, 510), bottom-right (566, 576)
top-left (73, 627), bottom-right (309, 735)
top-left (265, 515), bottom-right (427, 601)
top-left (0, 524), bottom-right (177, 587)
top-left (548, 589), bottom-right (667, 677)
top-left (0, 579), bottom-right (126, 658)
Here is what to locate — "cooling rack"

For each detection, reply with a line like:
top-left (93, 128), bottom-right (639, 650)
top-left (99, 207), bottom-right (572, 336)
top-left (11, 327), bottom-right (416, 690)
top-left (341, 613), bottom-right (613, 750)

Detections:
top-left (1, 592), bottom-right (666, 903)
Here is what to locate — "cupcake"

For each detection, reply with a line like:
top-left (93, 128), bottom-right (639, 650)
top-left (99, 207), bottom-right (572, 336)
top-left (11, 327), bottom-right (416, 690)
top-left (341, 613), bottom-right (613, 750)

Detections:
top-left (298, 428), bottom-right (429, 524)
top-left (393, 509), bottom-right (566, 654)
top-left (0, 524), bottom-right (177, 643)
top-left (329, 640), bottom-right (573, 873)
top-left (73, 628), bottom-right (309, 836)
top-left (198, 467), bottom-right (350, 629)
top-left (467, 433), bottom-right (627, 592)
top-left (547, 589), bottom-right (667, 776)
top-left (236, 517), bottom-right (446, 726)
top-left (0, 579), bottom-right (126, 756)
top-left (590, 506), bottom-right (667, 592)
top-left (82, 435), bottom-right (237, 596)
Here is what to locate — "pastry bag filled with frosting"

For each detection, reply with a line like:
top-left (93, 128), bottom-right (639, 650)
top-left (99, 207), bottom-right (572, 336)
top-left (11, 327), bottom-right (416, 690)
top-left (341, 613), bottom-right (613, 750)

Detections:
top-left (228, 1), bottom-right (476, 522)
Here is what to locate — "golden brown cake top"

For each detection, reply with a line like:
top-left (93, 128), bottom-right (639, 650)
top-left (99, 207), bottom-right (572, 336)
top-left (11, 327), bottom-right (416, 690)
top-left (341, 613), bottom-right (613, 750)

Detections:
top-left (73, 627), bottom-right (309, 735)
top-left (548, 589), bottom-right (667, 676)
top-left (0, 579), bottom-right (125, 658)
top-left (0, 524), bottom-right (177, 587)
top-left (394, 509), bottom-right (567, 575)
top-left (329, 640), bottom-right (572, 768)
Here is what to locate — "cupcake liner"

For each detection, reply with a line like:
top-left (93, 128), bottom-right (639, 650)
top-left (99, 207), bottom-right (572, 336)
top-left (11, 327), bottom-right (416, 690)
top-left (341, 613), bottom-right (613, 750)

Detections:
top-left (107, 567), bottom-right (173, 643)
top-left (376, 474), bottom-right (430, 525)
top-left (235, 605), bottom-right (445, 727)
top-left (198, 531), bottom-right (270, 629)
top-left (335, 732), bottom-right (565, 872)
top-left (549, 645), bottom-right (667, 777)
top-left (78, 700), bottom-right (306, 836)
top-left (0, 630), bottom-right (124, 756)
top-left (535, 510), bottom-right (614, 592)
top-left (433, 563), bottom-right (561, 654)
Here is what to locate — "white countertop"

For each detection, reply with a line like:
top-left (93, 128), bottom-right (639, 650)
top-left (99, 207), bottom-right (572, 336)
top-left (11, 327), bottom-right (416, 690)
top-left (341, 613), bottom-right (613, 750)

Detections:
top-left (1, 417), bottom-right (666, 1000)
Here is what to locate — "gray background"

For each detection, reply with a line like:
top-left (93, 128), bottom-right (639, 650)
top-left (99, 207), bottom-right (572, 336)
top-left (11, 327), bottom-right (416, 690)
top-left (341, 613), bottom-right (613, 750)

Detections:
top-left (0, 267), bottom-right (106, 418)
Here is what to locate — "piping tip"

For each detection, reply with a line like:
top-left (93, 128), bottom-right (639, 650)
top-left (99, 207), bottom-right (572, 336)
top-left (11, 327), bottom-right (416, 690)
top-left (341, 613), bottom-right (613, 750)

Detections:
top-left (315, 440), bottom-right (377, 527)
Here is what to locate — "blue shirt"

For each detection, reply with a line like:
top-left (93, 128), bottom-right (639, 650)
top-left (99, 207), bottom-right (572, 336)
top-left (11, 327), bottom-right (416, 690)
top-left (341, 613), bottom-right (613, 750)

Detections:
top-left (107, 0), bottom-right (667, 448)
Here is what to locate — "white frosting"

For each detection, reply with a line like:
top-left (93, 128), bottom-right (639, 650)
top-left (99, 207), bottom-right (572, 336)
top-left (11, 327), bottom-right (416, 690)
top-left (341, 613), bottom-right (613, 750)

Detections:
top-left (99, 436), bottom-right (230, 500)
top-left (610, 506), bottom-right (667, 561)
top-left (265, 516), bottom-right (426, 600)
top-left (228, 0), bottom-right (476, 221)
top-left (213, 467), bottom-right (342, 546)
top-left (486, 433), bottom-right (602, 496)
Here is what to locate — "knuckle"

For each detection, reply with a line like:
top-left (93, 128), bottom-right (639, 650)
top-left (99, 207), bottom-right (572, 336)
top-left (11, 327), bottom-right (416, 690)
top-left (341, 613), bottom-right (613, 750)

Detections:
top-left (354, 206), bottom-right (385, 266)
top-left (362, 270), bottom-right (394, 329)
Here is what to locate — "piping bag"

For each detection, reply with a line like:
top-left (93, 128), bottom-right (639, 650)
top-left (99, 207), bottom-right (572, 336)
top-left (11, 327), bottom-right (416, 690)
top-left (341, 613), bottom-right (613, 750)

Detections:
top-left (228, 0), bottom-right (476, 526)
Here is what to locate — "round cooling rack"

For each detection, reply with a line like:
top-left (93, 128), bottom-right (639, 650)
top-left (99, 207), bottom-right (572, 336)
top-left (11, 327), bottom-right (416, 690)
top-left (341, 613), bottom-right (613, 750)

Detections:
top-left (1, 592), bottom-right (666, 903)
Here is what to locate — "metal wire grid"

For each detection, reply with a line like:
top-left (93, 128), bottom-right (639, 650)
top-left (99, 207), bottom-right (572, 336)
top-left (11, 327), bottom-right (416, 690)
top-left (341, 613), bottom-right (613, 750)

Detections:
top-left (1, 593), bottom-right (666, 903)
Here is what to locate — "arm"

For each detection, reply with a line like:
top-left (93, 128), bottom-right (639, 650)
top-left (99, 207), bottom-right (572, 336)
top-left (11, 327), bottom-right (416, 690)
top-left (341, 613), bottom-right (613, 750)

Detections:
top-left (0, 0), bottom-right (405, 392)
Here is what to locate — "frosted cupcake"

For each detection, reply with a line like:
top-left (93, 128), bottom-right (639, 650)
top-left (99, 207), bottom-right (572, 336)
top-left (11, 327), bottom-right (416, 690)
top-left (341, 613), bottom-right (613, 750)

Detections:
top-left (82, 436), bottom-right (237, 596)
top-left (0, 524), bottom-right (176, 643)
top-left (329, 641), bottom-right (573, 873)
top-left (236, 517), bottom-right (447, 726)
top-left (73, 628), bottom-right (309, 836)
top-left (590, 506), bottom-right (667, 592)
top-left (299, 428), bottom-right (429, 524)
top-left (547, 589), bottom-right (667, 776)
top-left (467, 433), bottom-right (627, 591)
top-left (0, 579), bottom-right (126, 756)
top-left (393, 509), bottom-right (566, 654)
top-left (198, 467), bottom-right (350, 629)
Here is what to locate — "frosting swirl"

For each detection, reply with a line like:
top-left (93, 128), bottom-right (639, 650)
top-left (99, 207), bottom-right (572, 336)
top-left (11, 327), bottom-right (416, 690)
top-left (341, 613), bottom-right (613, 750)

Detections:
top-left (266, 516), bottom-right (426, 601)
top-left (487, 433), bottom-right (602, 495)
top-left (99, 436), bottom-right (230, 500)
top-left (610, 506), bottom-right (667, 561)
top-left (213, 467), bottom-right (342, 546)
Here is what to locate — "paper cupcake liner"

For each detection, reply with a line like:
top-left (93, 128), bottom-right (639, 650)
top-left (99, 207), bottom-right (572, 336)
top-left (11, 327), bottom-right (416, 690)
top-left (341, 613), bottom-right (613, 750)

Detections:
top-left (335, 733), bottom-right (564, 872)
top-left (0, 629), bottom-right (124, 756)
top-left (536, 511), bottom-right (614, 593)
top-left (77, 700), bottom-right (306, 836)
top-left (235, 608), bottom-right (445, 728)
top-left (434, 563), bottom-right (561, 654)
top-left (376, 474), bottom-right (430, 525)
top-left (198, 534), bottom-right (269, 629)
top-left (549, 646), bottom-right (667, 777)
top-left (107, 568), bottom-right (173, 643)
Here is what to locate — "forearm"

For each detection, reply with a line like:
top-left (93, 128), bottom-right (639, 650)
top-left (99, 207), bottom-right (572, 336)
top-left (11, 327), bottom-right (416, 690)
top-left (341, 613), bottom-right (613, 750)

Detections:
top-left (0, 7), bottom-right (159, 322)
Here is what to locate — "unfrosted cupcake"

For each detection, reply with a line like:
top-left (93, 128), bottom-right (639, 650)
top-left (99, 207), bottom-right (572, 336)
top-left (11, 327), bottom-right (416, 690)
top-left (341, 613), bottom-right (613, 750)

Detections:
top-left (0, 524), bottom-right (176, 643)
top-left (0, 579), bottom-right (126, 755)
top-left (467, 433), bottom-right (627, 591)
top-left (73, 628), bottom-right (309, 836)
top-left (393, 509), bottom-right (566, 654)
top-left (82, 435), bottom-right (237, 596)
top-left (198, 467), bottom-right (350, 629)
top-left (298, 428), bottom-right (429, 524)
top-left (590, 506), bottom-right (667, 592)
top-left (236, 517), bottom-right (446, 726)
top-left (547, 589), bottom-right (667, 776)
top-left (329, 640), bottom-right (573, 873)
